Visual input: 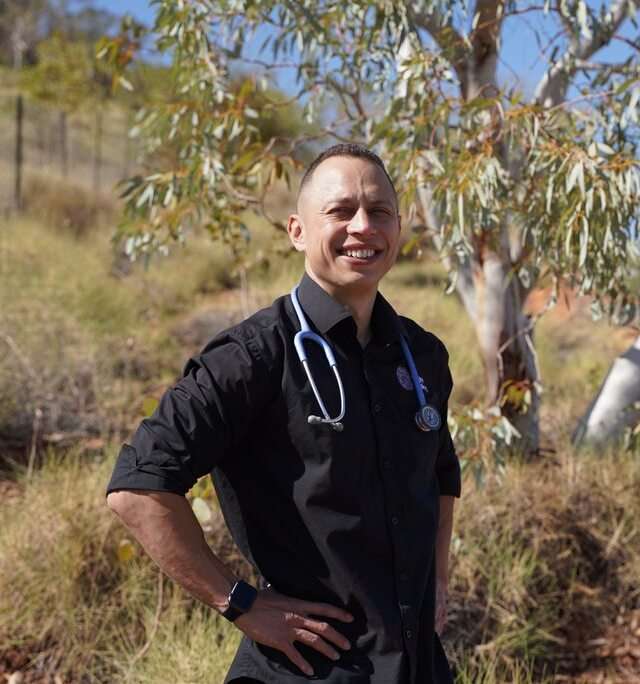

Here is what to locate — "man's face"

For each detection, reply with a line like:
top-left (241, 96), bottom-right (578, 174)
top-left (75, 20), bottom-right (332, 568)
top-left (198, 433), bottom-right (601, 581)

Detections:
top-left (287, 156), bottom-right (401, 298)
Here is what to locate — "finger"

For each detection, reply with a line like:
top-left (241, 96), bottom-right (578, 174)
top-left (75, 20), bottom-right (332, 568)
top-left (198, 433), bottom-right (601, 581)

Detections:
top-left (283, 644), bottom-right (314, 677)
top-left (293, 628), bottom-right (341, 662)
top-left (296, 600), bottom-right (354, 623)
top-left (299, 617), bottom-right (351, 651)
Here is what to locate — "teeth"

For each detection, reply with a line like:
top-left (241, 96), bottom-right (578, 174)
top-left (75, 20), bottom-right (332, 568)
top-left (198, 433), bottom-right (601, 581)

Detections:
top-left (343, 249), bottom-right (375, 259)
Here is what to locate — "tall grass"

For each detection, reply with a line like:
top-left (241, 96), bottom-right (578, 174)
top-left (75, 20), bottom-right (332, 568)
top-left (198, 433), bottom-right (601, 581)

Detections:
top-left (0, 212), bottom-right (241, 455)
top-left (1, 444), bottom-right (637, 682)
top-left (0, 450), bottom-right (239, 682)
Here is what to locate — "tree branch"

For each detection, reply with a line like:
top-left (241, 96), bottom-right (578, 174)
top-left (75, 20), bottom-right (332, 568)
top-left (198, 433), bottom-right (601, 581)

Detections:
top-left (534, 0), bottom-right (636, 107)
top-left (408, 5), bottom-right (468, 84)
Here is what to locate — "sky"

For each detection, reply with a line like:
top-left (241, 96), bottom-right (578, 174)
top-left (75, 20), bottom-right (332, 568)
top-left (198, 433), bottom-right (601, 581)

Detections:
top-left (83, 0), bottom-right (636, 100)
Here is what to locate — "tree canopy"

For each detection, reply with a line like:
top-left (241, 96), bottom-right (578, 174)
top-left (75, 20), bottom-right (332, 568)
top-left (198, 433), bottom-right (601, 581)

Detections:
top-left (100, 0), bottom-right (640, 453)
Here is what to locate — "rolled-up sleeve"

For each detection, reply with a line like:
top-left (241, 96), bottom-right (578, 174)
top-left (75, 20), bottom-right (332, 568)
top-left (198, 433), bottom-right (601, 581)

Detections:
top-left (107, 331), bottom-right (274, 496)
top-left (435, 359), bottom-right (461, 498)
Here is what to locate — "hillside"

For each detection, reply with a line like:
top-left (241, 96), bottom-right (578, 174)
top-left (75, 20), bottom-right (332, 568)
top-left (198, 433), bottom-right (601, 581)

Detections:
top-left (1, 182), bottom-right (638, 682)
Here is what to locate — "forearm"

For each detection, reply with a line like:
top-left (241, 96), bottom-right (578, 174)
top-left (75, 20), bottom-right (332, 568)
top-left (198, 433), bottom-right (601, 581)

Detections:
top-left (435, 495), bottom-right (455, 584)
top-left (106, 489), bottom-right (236, 612)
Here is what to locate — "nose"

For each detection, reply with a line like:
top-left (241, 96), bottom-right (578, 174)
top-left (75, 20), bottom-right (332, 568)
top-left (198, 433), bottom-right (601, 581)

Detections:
top-left (347, 207), bottom-right (376, 235)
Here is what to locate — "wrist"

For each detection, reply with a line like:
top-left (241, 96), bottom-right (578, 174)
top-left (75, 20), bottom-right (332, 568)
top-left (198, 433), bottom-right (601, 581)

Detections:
top-left (220, 579), bottom-right (258, 622)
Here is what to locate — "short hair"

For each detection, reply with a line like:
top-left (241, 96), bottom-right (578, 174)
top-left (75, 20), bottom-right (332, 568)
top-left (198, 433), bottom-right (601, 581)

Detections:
top-left (296, 143), bottom-right (398, 209)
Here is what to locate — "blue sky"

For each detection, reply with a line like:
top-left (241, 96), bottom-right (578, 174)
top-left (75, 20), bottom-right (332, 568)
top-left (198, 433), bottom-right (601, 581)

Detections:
top-left (85, 0), bottom-right (636, 99)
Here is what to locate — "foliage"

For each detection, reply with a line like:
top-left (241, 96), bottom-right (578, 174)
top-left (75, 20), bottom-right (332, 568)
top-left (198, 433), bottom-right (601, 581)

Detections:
top-left (0, 214), bottom-right (236, 456)
top-left (448, 404), bottom-right (521, 486)
top-left (99, 0), bottom-right (640, 322)
top-left (21, 33), bottom-right (93, 110)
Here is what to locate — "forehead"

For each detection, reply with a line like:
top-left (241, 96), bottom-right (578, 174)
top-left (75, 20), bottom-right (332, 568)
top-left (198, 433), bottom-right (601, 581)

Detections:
top-left (302, 156), bottom-right (395, 207)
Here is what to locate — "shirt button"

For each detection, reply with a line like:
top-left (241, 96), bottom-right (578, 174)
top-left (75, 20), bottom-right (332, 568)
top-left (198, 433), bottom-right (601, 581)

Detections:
top-left (373, 403), bottom-right (382, 413)
top-left (405, 629), bottom-right (413, 639)
top-left (382, 459), bottom-right (391, 470)
top-left (391, 516), bottom-right (399, 526)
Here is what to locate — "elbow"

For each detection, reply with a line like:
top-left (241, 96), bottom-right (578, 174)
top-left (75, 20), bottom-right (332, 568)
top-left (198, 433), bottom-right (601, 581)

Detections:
top-left (106, 489), bottom-right (137, 520)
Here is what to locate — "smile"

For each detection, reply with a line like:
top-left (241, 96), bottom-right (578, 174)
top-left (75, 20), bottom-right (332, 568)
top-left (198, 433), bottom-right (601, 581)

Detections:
top-left (338, 247), bottom-right (381, 260)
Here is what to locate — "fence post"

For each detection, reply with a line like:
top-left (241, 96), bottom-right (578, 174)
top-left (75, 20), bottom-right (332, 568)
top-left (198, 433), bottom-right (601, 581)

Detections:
top-left (15, 94), bottom-right (24, 212)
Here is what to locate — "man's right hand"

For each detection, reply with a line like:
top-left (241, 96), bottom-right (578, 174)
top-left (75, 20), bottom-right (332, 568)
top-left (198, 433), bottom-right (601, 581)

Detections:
top-left (235, 587), bottom-right (354, 677)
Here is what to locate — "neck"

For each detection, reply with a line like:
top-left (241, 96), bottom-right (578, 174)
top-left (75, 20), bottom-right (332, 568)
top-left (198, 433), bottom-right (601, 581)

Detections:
top-left (345, 293), bottom-right (376, 347)
top-left (307, 270), bottom-right (377, 347)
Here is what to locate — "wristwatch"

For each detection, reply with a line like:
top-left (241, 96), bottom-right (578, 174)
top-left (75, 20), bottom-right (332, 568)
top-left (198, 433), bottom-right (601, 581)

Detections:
top-left (221, 580), bottom-right (258, 622)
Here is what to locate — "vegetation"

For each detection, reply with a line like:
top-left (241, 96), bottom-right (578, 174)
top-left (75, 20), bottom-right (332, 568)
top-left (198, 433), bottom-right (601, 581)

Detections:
top-left (1, 439), bottom-right (638, 682)
top-left (1, 181), bottom-right (638, 680)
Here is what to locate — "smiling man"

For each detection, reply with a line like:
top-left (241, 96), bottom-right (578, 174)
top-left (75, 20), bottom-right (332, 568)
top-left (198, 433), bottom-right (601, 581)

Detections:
top-left (106, 144), bottom-right (461, 684)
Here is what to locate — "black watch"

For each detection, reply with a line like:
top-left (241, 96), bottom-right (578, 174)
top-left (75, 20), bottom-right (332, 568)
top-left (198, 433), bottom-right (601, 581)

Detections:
top-left (221, 580), bottom-right (258, 622)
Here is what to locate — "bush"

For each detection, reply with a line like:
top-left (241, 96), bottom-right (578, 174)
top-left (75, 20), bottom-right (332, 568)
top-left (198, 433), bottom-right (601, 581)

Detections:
top-left (22, 174), bottom-right (116, 237)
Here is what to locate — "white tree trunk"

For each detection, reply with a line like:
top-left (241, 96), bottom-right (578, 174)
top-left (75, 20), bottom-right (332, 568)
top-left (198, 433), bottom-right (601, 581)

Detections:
top-left (416, 188), bottom-right (541, 453)
top-left (460, 249), bottom-right (540, 453)
top-left (572, 335), bottom-right (640, 446)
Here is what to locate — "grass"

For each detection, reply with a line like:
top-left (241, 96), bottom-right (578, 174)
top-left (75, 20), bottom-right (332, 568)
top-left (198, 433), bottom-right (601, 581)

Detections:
top-left (448, 441), bottom-right (640, 682)
top-left (0, 450), bottom-right (239, 683)
top-left (0, 209), bottom-right (242, 457)
top-left (0, 443), bottom-right (637, 682)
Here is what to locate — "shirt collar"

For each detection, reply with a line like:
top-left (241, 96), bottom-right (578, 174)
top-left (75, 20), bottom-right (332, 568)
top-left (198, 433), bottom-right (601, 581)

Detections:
top-left (295, 272), bottom-right (408, 346)
top-left (296, 272), bottom-right (352, 334)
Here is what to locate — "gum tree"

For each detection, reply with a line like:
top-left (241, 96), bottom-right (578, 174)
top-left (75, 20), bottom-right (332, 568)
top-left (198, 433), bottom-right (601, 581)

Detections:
top-left (102, 0), bottom-right (640, 453)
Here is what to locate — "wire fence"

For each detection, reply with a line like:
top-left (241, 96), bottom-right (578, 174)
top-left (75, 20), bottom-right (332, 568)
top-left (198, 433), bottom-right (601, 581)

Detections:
top-left (0, 93), bottom-right (138, 213)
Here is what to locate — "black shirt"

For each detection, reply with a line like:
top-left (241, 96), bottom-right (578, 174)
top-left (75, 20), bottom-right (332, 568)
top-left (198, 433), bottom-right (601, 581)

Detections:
top-left (107, 272), bottom-right (461, 684)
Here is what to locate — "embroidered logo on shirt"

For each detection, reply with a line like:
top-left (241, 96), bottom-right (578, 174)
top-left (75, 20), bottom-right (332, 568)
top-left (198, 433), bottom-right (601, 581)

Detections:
top-left (396, 365), bottom-right (413, 391)
top-left (396, 365), bottom-right (427, 392)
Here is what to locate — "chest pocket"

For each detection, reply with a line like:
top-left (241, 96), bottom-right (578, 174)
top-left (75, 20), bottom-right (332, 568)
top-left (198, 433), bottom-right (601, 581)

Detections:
top-left (383, 357), bottom-right (445, 489)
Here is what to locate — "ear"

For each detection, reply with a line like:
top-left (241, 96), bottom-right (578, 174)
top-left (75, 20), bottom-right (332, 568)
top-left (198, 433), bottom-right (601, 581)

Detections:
top-left (287, 213), bottom-right (306, 252)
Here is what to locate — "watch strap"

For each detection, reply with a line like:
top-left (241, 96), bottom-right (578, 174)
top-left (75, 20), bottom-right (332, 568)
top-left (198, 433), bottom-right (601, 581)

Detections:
top-left (221, 580), bottom-right (258, 622)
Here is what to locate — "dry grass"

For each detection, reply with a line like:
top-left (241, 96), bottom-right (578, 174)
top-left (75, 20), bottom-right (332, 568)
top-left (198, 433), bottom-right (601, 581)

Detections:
top-left (448, 441), bottom-right (640, 682)
top-left (0, 213), bottom-right (242, 457)
top-left (22, 173), bottom-right (117, 237)
top-left (0, 449), bottom-right (240, 683)
top-left (0, 444), bottom-right (637, 682)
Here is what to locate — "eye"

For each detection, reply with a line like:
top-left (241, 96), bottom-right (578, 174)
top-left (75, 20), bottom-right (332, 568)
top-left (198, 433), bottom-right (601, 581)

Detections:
top-left (329, 206), bottom-right (355, 218)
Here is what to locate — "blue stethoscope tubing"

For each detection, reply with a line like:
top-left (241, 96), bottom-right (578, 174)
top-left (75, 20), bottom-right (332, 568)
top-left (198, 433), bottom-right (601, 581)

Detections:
top-left (290, 285), bottom-right (442, 433)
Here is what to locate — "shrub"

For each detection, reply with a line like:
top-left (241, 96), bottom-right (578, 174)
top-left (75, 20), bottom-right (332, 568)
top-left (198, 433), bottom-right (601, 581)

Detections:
top-left (22, 174), bottom-right (116, 237)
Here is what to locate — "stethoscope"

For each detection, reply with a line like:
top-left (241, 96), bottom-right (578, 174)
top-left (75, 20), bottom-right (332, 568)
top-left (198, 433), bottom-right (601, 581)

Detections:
top-left (290, 286), bottom-right (442, 433)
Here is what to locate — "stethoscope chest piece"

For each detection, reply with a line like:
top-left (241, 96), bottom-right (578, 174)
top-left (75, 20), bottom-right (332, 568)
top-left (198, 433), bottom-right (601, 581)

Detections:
top-left (415, 404), bottom-right (442, 432)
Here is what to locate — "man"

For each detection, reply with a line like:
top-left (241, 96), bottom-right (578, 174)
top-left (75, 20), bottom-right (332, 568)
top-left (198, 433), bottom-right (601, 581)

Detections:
top-left (106, 144), bottom-right (461, 683)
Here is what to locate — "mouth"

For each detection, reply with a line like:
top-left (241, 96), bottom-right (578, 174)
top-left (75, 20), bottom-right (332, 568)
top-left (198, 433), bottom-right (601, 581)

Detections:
top-left (336, 246), bottom-right (383, 262)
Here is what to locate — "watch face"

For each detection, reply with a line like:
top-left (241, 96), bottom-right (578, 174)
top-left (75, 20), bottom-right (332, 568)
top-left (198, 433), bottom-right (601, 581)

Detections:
top-left (230, 581), bottom-right (257, 612)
